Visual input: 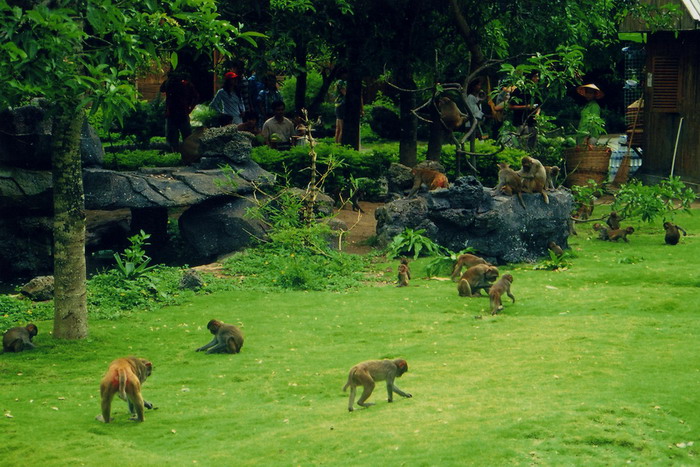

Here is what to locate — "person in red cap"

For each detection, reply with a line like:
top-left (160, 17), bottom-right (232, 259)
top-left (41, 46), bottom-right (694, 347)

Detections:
top-left (210, 71), bottom-right (246, 124)
top-left (576, 83), bottom-right (605, 146)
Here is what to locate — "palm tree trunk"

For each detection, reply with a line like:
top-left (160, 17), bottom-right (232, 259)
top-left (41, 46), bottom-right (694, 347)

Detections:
top-left (52, 106), bottom-right (88, 339)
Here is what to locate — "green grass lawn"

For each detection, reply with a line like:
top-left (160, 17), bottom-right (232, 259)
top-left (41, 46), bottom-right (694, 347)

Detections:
top-left (1, 209), bottom-right (699, 466)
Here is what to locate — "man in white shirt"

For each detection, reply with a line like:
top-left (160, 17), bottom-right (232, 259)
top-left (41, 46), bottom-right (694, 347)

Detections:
top-left (261, 100), bottom-right (295, 149)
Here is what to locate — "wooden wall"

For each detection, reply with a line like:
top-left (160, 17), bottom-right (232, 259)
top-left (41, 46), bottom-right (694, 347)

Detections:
top-left (641, 30), bottom-right (700, 183)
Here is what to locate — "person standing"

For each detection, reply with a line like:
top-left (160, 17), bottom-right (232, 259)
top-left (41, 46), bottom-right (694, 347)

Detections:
top-left (257, 73), bottom-right (283, 121)
top-left (210, 71), bottom-right (246, 124)
top-left (160, 72), bottom-right (199, 152)
top-left (576, 83), bottom-right (605, 147)
top-left (333, 79), bottom-right (347, 144)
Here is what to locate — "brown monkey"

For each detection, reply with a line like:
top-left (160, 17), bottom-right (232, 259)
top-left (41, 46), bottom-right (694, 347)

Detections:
top-left (547, 241), bottom-right (564, 257)
top-left (663, 222), bottom-right (687, 245)
top-left (517, 156), bottom-right (549, 204)
top-left (407, 168), bottom-right (449, 197)
top-left (196, 319), bottom-right (244, 354)
top-left (607, 226), bottom-right (634, 242)
top-left (494, 162), bottom-right (526, 208)
top-left (606, 211), bottom-right (621, 230)
top-left (544, 166), bottom-right (560, 190)
top-left (397, 258), bottom-right (411, 287)
top-left (450, 253), bottom-right (489, 281)
top-left (457, 264), bottom-right (499, 297)
top-left (592, 222), bottom-right (610, 240)
top-left (574, 202), bottom-right (594, 220)
top-left (343, 359), bottom-right (412, 412)
top-left (437, 96), bottom-right (464, 130)
top-left (97, 356), bottom-right (153, 423)
top-left (2, 323), bottom-right (37, 353)
top-left (489, 274), bottom-right (515, 315)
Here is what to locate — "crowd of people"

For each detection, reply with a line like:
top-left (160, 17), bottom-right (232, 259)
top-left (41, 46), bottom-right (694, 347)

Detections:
top-left (161, 62), bottom-right (605, 154)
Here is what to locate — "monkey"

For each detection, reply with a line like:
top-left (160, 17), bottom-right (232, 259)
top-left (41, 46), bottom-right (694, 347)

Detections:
top-left (437, 96), bottom-right (465, 130)
top-left (516, 156), bottom-right (549, 204)
top-left (457, 264), bottom-right (499, 297)
top-left (2, 323), bottom-right (37, 353)
top-left (544, 166), bottom-right (560, 191)
top-left (606, 211), bottom-right (621, 230)
top-left (547, 241), bottom-right (564, 257)
top-left (97, 356), bottom-right (153, 423)
top-left (196, 319), bottom-right (244, 354)
top-left (407, 168), bottom-right (449, 198)
top-left (663, 222), bottom-right (687, 245)
top-left (343, 359), bottom-right (412, 412)
top-left (607, 226), bottom-right (635, 242)
top-left (397, 257), bottom-right (411, 287)
top-left (574, 202), bottom-right (594, 221)
top-left (493, 162), bottom-right (526, 208)
top-left (450, 253), bottom-right (489, 281)
top-left (488, 274), bottom-right (515, 315)
top-left (592, 222), bottom-right (610, 240)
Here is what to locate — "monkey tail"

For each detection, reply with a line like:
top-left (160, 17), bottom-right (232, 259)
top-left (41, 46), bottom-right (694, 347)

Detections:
top-left (343, 369), bottom-right (356, 392)
top-left (117, 369), bottom-right (127, 401)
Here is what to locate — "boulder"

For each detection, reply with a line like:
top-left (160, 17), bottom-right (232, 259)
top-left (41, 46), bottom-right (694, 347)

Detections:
top-left (20, 275), bottom-right (54, 301)
top-left (0, 102), bottom-right (103, 169)
top-left (178, 197), bottom-right (267, 262)
top-left (376, 176), bottom-right (573, 264)
top-left (0, 216), bottom-right (53, 280)
top-left (179, 269), bottom-right (204, 290)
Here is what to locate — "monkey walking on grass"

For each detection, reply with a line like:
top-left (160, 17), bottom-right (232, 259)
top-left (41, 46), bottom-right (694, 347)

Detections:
top-left (343, 359), bottom-right (412, 411)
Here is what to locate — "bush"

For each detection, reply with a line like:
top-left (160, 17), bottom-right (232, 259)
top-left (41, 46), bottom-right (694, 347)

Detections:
top-left (0, 295), bottom-right (53, 332)
top-left (117, 98), bottom-right (166, 145)
top-left (103, 149), bottom-right (181, 170)
top-left (611, 177), bottom-right (696, 223)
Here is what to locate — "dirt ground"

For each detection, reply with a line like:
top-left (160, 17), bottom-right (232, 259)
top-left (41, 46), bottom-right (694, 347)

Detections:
top-left (333, 201), bottom-right (381, 255)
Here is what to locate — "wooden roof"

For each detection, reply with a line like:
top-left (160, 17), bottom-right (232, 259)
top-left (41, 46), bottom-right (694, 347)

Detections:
top-left (621, 0), bottom-right (700, 32)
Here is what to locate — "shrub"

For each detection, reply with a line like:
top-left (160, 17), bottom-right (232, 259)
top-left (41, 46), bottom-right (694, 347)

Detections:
top-left (611, 177), bottom-right (696, 223)
top-left (386, 228), bottom-right (446, 260)
top-left (103, 149), bottom-right (180, 169)
top-left (117, 98), bottom-right (165, 145)
top-left (0, 295), bottom-right (53, 332)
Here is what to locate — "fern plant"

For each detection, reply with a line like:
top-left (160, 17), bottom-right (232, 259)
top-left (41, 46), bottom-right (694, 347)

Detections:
top-left (386, 228), bottom-right (446, 260)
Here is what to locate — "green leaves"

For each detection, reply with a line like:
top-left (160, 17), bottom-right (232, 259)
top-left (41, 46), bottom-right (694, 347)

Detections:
top-left (112, 230), bottom-right (157, 280)
top-left (386, 228), bottom-right (446, 260)
top-left (611, 177), bottom-right (696, 224)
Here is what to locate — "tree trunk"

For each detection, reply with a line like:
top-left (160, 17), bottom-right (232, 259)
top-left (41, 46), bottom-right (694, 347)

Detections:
top-left (293, 38), bottom-right (307, 112)
top-left (52, 106), bottom-right (88, 339)
top-left (397, 73), bottom-right (417, 167)
top-left (307, 66), bottom-right (340, 116)
top-left (426, 110), bottom-right (445, 161)
top-left (340, 59), bottom-right (362, 151)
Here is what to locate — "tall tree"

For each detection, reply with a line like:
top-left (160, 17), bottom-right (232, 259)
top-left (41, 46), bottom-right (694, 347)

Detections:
top-left (0, 0), bottom-right (257, 339)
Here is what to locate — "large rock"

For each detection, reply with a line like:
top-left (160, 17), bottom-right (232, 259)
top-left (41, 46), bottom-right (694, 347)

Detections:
top-left (0, 216), bottom-right (53, 280)
top-left (0, 102), bottom-right (103, 169)
top-left (20, 275), bottom-right (54, 301)
top-left (178, 197), bottom-right (267, 262)
top-left (376, 176), bottom-right (573, 264)
top-left (196, 125), bottom-right (253, 165)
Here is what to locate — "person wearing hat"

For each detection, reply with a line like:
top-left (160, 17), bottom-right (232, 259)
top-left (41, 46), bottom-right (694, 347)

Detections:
top-left (210, 71), bottom-right (246, 124)
top-left (576, 83), bottom-right (605, 147)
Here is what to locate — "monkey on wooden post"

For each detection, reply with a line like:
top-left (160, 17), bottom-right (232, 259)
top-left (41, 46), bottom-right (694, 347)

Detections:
top-left (663, 222), bottom-right (687, 245)
top-left (547, 241), bottom-right (564, 257)
top-left (397, 257), bottom-right (411, 287)
top-left (606, 211), bottom-right (621, 230)
top-left (544, 166), bottom-right (560, 191)
top-left (592, 222), bottom-right (610, 240)
top-left (607, 226), bottom-right (634, 242)
top-left (489, 274), bottom-right (515, 315)
top-left (494, 162), bottom-right (526, 208)
top-left (97, 356), bottom-right (153, 423)
top-left (517, 156), bottom-right (549, 204)
top-left (407, 168), bottom-right (449, 198)
top-left (457, 264), bottom-right (499, 297)
top-left (343, 359), bottom-right (412, 412)
top-left (196, 319), bottom-right (244, 354)
top-left (2, 323), bottom-right (37, 353)
top-left (450, 253), bottom-right (489, 281)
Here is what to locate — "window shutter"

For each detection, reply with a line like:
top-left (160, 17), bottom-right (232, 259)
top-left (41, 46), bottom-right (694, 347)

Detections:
top-left (651, 56), bottom-right (680, 112)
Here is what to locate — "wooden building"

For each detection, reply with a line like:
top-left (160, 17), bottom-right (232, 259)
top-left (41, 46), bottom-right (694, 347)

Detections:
top-left (620, 0), bottom-right (700, 188)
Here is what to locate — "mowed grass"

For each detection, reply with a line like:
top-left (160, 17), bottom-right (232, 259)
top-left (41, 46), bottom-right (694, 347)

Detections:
top-left (1, 208), bottom-right (699, 466)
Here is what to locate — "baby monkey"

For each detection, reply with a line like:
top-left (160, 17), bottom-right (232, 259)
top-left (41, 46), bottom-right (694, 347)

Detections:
top-left (489, 274), bottom-right (515, 315)
top-left (397, 257), bottom-right (411, 287)
top-left (343, 359), bottom-right (412, 412)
